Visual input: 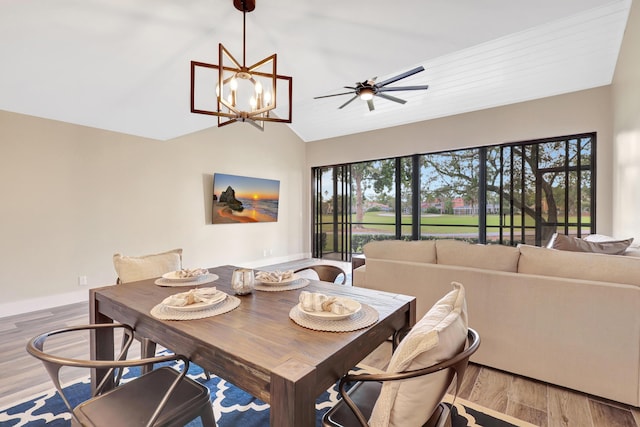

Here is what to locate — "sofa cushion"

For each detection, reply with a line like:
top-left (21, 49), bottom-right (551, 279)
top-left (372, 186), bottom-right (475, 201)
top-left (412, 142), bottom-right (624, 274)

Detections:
top-left (435, 239), bottom-right (521, 272)
top-left (549, 233), bottom-right (633, 255)
top-left (364, 240), bottom-right (436, 263)
top-left (113, 248), bottom-right (183, 283)
top-left (369, 282), bottom-right (468, 427)
top-left (517, 244), bottom-right (640, 286)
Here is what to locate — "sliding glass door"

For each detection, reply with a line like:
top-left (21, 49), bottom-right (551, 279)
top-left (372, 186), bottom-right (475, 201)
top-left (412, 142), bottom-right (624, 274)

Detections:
top-left (312, 133), bottom-right (595, 257)
top-left (313, 165), bottom-right (351, 260)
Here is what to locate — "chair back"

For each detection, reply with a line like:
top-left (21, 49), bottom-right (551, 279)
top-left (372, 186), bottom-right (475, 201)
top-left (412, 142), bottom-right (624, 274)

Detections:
top-left (26, 324), bottom-right (136, 417)
top-left (328, 328), bottom-right (480, 427)
top-left (25, 323), bottom-right (209, 427)
top-left (113, 248), bottom-right (183, 283)
top-left (294, 264), bottom-right (347, 284)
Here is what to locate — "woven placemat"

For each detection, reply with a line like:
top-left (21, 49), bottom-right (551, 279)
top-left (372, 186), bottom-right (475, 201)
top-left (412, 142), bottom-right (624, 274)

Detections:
top-left (154, 274), bottom-right (219, 287)
top-left (289, 303), bottom-right (378, 332)
top-left (254, 278), bottom-right (310, 292)
top-left (150, 294), bottom-right (240, 320)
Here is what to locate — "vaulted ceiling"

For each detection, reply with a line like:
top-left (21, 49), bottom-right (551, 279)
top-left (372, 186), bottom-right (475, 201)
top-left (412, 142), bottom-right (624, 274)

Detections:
top-left (0, 0), bottom-right (631, 142)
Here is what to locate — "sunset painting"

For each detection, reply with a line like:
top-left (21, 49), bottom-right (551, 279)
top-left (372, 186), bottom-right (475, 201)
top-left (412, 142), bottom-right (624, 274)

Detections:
top-left (212, 173), bottom-right (280, 224)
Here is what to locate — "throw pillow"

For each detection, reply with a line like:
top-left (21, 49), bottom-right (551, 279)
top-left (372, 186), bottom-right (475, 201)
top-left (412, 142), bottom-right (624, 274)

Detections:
top-left (368, 282), bottom-right (468, 427)
top-left (550, 233), bottom-right (633, 255)
top-left (584, 233), bottom-right (640, 248)
top-left (113, 248), bottom-right (183, 283)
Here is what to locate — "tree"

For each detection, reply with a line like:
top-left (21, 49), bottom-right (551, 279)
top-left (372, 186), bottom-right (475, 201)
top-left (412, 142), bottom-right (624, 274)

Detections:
top-left (351, 162), bottom-right (374, 224)
top-left (421, 150), bottom-right (479, 214)
top-left (421, 140), bottom-right (592, 243)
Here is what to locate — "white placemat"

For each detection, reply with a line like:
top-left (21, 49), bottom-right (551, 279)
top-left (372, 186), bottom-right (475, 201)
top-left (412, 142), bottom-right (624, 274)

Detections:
top-left (150, 294), bottom-right (240, 320)
top-left (289, 303), bottom-right (378, 332)
top-left (254, 278), bottom-right (310, 292)
top-left (154, 273), bottom-right (219, 287)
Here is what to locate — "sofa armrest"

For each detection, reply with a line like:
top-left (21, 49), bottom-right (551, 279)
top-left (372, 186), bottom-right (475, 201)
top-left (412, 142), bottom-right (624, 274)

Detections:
top-left (353, 265), bottom-right (366, 287)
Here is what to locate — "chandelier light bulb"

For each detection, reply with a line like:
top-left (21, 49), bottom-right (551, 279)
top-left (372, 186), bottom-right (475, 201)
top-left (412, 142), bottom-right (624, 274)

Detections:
top-left (255, 80), bottom-right (263, 95)
top-left (230, 77), bottom-right (238, 91)
top-left (264, 90), bottom-right (272, 105)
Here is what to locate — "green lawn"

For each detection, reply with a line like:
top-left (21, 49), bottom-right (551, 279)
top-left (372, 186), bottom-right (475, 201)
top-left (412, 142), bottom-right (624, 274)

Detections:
top-left (319, 212), bottom-right (588, 235)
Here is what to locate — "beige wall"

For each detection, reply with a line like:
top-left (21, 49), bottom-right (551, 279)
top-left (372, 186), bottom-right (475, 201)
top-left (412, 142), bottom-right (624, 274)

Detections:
top-left (0, 111), bottom-right (307, 315)
top-left (612, 0), bottom-right (640, 240)
top-left (306, 86), bottom-right (614, 235)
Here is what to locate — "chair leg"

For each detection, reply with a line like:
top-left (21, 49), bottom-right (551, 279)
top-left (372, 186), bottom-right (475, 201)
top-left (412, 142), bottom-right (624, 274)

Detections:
top-left (199, 401), bottom-right (217, 427)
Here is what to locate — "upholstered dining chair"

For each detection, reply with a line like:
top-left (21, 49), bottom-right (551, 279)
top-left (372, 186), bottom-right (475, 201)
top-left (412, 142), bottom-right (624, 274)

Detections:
top-left (112, 248), bottom-right (210, 379)
top-left (26, 323), bottom-right (216, 427)
top-left (294, 264), bottom-right (347, 284)
top-left (113, 248), bottom-right (183, 285)
top-left (112, 249), bottom-right (181, 360)
top-left (323, 282), bottom-right (480, 427)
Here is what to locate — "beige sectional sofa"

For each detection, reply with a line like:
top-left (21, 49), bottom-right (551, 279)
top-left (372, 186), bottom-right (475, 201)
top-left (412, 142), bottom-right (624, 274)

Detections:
top-left (353, 239), bottom-right (640, 406)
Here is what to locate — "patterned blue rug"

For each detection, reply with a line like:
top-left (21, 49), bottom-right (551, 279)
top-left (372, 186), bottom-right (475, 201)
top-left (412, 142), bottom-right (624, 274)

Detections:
top-left (0, 356), bottom-right (346, 427)
top-left (0, 359), bottom-right (531, 427)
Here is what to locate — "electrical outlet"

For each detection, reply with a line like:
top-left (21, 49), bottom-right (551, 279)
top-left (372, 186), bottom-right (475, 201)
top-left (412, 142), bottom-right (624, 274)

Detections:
top-left (78, 275), bottom-right (88, 286)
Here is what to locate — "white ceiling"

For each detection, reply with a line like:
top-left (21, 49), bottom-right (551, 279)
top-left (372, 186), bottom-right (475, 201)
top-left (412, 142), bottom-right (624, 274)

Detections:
top-left (0, 0), bottom-right (631, 142)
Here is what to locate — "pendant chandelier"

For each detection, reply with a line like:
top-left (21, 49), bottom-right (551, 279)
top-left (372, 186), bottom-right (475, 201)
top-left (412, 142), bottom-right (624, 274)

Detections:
top-left (190, 0), bottom-right (292, 131)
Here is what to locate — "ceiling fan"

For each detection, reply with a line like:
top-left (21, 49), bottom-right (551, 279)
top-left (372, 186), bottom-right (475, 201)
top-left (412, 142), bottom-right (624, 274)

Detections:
top-left (314, 66), bottom-right (429, 111)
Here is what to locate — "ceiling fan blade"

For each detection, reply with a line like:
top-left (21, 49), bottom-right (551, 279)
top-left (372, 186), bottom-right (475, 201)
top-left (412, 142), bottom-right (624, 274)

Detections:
top-left (339, 95), bottom-right (359, 109)
top-left (377, 85), bottom-right (429, 92)
top-left (314, 91), bottom-right (356, 99)
top-left (376, 66), bottom-right (425, 88)
top-left (367, 99), bottom-right (375, 111)
top-left (377, 93), bottom-right (407, 104)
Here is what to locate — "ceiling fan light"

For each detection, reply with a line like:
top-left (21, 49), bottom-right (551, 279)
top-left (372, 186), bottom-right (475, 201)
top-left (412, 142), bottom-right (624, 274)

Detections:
top-left (359, 88), bottom-right (374, 101)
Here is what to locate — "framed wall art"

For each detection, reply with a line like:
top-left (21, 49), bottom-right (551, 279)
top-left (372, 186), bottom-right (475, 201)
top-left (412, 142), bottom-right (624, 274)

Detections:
top-left (212, 173), bottom-right (280, 224)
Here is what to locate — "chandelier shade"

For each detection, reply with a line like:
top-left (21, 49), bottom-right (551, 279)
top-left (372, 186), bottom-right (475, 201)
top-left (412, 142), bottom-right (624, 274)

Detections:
top-left (190, 0), bottom-right (292, 130)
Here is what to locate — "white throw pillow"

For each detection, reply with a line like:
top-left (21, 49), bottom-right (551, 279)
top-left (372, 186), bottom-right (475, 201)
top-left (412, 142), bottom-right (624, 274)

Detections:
top-left (113, 248), bottom-right (183, 283)
top-left (368, 282), bottom-right (468, 427)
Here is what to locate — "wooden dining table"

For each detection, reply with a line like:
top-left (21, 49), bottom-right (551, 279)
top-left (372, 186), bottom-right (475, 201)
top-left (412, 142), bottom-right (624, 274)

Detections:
top-left (89, 265), bottom-right (415, 427)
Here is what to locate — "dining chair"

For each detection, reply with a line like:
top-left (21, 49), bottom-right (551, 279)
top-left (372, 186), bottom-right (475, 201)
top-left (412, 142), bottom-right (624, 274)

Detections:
top-left (113, 248), bottom-right (183, 284)
top-left (112, 248), bottom-right (212, 379)
top-left (294, 264), bottom-right (347, 284)
top-left (26, 323), bottom-right (216, 427)
top-left (323, 282), bottom-right (479, 427)
top-left (323, 328), bottom-right (479, 427)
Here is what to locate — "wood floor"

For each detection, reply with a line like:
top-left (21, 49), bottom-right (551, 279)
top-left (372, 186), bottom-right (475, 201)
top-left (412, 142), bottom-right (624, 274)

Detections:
top-left (1, 259), bottom-right (639, 427)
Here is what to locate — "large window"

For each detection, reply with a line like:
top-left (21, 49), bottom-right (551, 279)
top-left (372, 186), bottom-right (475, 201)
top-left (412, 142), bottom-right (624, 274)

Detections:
top-left (312, 133), bottom-right (595, 259)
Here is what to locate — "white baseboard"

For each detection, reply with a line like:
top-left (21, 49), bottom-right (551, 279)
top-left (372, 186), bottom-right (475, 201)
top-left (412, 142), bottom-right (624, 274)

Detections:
top-left (1, 289), bottom-right (90, 318)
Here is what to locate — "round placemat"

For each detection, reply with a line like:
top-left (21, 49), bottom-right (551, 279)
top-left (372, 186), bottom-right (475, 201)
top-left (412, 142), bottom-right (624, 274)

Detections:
top-left (289, 303), bottom-right (378, 332)
top-left (150, 294), bottom-right (240, 320)
top-left (254, 278), bottom-right (310, 292)
top-left (154, 274), bottom-right (219, 287)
